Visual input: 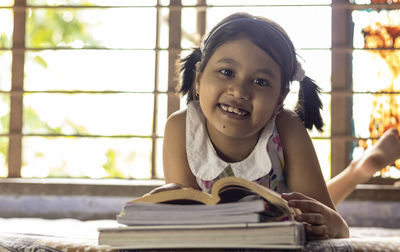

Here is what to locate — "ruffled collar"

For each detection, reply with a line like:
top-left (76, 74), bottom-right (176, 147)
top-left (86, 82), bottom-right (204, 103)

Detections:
top-left (186, 101), bottom-right (275, 181)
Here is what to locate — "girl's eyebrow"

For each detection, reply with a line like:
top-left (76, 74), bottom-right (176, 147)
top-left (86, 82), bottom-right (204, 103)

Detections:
top-left (216, 57), bottom-right (238, 66)
top-left (256, 69), bottom-right (277, 79)
top-left (216, 58), bottom-right (276, 78)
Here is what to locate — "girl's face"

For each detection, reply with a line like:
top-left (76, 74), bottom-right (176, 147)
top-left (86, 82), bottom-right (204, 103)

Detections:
top-left (196, 38), bottom-right (284, 142)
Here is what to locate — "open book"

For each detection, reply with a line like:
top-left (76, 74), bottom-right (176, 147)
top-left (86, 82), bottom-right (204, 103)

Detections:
top-left (100, 177), bottom-right (305, 249)
top-left (117, 176), bottom-right (296, 225)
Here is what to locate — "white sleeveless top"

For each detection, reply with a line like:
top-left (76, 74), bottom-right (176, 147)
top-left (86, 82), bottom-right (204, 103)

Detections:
top-left (186, 101), bottom-right (289, 194)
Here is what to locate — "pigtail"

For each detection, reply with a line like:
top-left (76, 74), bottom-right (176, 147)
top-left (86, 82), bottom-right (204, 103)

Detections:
top-left (294, 76), bottom-right (324, 132)
top-left (179, 47), bottom-right (202, 103)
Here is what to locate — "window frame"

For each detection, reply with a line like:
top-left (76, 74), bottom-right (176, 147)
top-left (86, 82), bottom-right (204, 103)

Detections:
top-left (1, 0), bottom-right (398, 201)
top-left (332, 0), bottom-right (400, 184)
top-left (7, 0), bottom-right (168, 179)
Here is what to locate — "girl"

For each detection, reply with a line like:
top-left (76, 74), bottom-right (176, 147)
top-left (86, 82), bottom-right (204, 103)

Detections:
top-left (162, 12), bottom-right (349, 239)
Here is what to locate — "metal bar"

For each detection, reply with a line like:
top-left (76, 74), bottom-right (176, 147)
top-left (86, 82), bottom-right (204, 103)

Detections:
top-left (331, 2), bottom-right (400, 10)
top-left (5, 2), bottom-right (400, 11)
top-left (151, 1), bottom-right (161, 179)
top-left (8, 0), bottom-right (26, 178)
top-left (9, 3), bottom-right (400, 10)
top-left (167, 0), bottom-right (181, 117)
top-left (5, 46), bottom-right (400, 52)
top-left (2, 47), bottom-right (400, 52)
top-left (2, 90), bottom-right (169, 94)
top-left (16, 133), bottom-right (161, 138)
top-left (330, 90), bottom-right (400, 96)
top-left (197, 0), bottom-right (206, 39)
top-left (331, 0), bottom-right (353, 178)
top-left (8, 4), bottom-right (332, 11)
top-left (0, 47), bottom-right (180, 51)
top-left (0, 132), bottom-right (371, 141)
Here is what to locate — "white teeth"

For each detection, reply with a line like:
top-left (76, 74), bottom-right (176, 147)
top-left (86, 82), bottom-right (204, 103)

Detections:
top-left (220, 104), bottom-right (247, 116)
top-left (221, 104), bottom-right (229, 111)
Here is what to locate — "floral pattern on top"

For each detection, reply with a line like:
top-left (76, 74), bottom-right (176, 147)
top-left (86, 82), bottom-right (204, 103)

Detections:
top-left (197, 126), bottom-right (289, 194)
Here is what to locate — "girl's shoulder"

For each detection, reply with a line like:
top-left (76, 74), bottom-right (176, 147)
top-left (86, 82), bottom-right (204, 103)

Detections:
top-left (276, 109), bottom-right (308, 141)
top-left (276, 109), bottom-right (303, 128)
top-left (276, 108), bottom-right (300, 124)
top-left (163, 107), bottom-right (199, 188)
top-left (163, 109), bottom-right (188, 145)
top-left (166, 101), bottom-right (202, 131)
top-left (165, 108), bottom-right (187, 129)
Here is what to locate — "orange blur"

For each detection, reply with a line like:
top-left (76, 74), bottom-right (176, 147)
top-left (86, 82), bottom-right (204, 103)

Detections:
top-left (360, 20), bottom-right (400, 173)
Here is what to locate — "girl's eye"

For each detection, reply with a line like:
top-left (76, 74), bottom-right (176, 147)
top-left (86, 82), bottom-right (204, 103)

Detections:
top-left (253, 78), bottom-right (269, 87)
top-left (218, 69), bottom-right (234, 77)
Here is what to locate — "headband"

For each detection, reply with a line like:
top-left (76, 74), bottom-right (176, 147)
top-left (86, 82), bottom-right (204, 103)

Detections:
top-left (201, 17), bottom-right (305, 82)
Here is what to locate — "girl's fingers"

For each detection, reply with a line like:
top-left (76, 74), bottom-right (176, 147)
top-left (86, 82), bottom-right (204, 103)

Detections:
top-left (288, 199), bottom-right (324, 214)
top-left (295, 213), bottom-right (325, 225)
top-left (282, 192), bottom-right (310, 201)
top-left (305, 223), bottom-right (329, 238)
top-left (307, 234), bottom-right (330, 241)
top-left (283, 192), bottom-right (324, 213)
top-left (147, 183), bottom-right (183, 195)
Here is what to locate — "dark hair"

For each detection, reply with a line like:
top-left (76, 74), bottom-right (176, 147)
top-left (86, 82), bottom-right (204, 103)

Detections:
top-left (178, 12), bottom-right (324, 132)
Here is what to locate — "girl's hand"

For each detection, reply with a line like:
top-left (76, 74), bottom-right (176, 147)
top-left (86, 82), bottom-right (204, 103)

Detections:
top-left (145, 183), bottom-right (184, 196)
top-left (282, 192), bottom-right (349, 240)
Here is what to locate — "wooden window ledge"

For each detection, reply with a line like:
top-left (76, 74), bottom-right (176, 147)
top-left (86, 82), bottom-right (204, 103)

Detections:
top-left (0, 179), bottom-right (399, 220)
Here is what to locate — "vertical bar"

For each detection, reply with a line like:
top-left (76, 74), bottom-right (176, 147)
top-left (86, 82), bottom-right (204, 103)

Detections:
top-left (197, 0), bottom-right (206, 39)
top-left (331, 0), bottom-right (353, 178)
top-left (167, 0), bottom-right (181, 117)
top-left (151, 3), bottom-right (161, 178)
top-left (9, 0), bottom-right (26, 178)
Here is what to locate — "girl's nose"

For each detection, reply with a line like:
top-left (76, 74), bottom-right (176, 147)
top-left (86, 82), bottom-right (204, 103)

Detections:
top-left (227, 80), bottom-right (250, 100)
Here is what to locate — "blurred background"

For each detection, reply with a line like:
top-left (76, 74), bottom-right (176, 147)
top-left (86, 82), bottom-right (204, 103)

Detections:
top-left (0, 0), bottom-right (399, 184)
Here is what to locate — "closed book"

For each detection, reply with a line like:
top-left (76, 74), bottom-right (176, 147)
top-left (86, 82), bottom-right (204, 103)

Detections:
top-left (98, 221), bottom-right (305, 250)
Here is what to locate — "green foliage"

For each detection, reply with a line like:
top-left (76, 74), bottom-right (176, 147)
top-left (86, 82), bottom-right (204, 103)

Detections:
top-left (27, 0), bottom-right (94, 7)
top-left (26, 8), bottom-right (99, 48)
top-left (102, 149), bottom-right (125, 178)
top-left (0, 96), bottom-right (10, 132)
top-left (33, 55), bottom-right (48, 68)
top-left (23, 106), bottom-right (63, 134)
top-left (64, 118), bottom-right (89, 135)
top-left (0, 138), bottom-right (8, 168)
top-left (0, 33), bottom-right (10, 48)
top-left (0, 95), bottom-right (9, 171)
top-left (12, 5), bottom-right (129, 178)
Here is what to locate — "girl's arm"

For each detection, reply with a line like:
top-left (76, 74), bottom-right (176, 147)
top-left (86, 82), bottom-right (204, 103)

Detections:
top-left (276, 109), bottom-right (349, 238)
top-left (327, 163), bottom-right (361, 206)
top-left (163, 109), bottom-right (199, 189)
top-left (276, 109), bottom-right (333, 207)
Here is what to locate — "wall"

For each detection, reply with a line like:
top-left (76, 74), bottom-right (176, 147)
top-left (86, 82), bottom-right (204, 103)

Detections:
top-left (0, 178), bottom-right (162, 220)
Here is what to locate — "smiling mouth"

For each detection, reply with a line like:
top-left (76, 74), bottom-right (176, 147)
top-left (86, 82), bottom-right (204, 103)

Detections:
top-left (219, 103), bottom-right (250, 116)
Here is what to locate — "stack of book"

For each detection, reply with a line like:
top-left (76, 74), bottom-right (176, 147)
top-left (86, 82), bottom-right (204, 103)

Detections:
top-left (98, 176), bottom-right (305, 250)
top-left (117, 200), bottom-right (266, 225)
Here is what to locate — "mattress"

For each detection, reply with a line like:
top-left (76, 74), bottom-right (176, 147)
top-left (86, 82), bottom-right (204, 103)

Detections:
top-left (0, 218), bottom-right (399, 252)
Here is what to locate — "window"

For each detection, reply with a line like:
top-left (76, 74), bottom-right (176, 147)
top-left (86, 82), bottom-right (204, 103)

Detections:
top-left (1, 0), bottom-right (169, 179)
top-left (350, 0), bottom-right (400, 182)
top-left (1, 0), bottom-right (399, 184)
top-left (346, 0), bottom-right (400, 183)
